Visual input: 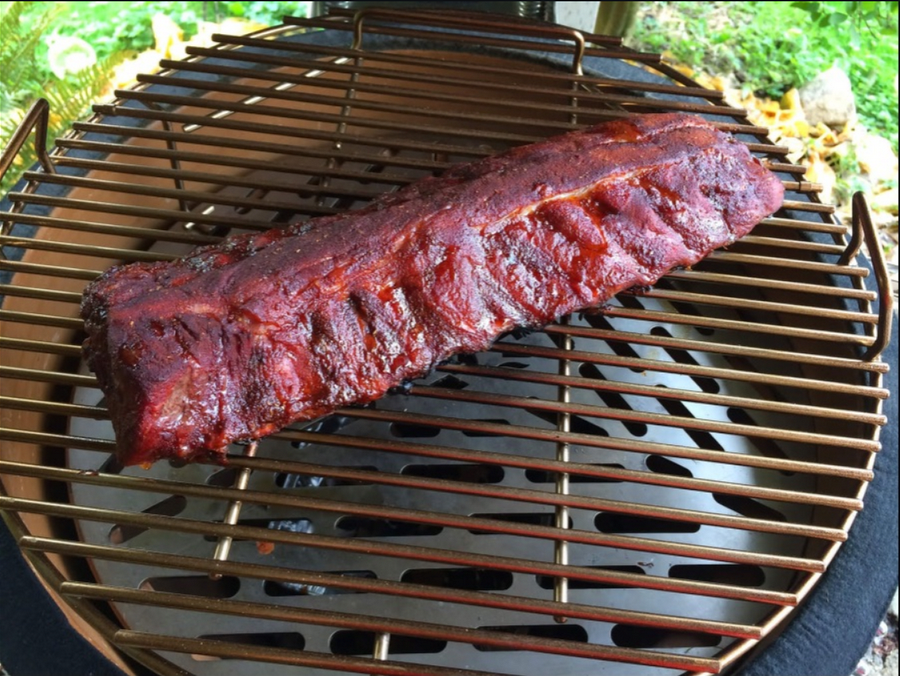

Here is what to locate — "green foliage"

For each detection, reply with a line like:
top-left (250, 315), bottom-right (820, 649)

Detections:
top-left (27, 1), bottom-right (309, 60)
top-left (790, 1), bottom-right (899, 39)
top-left (630, 1), bottom-right (898, 148)
top-left (1, 3), bottom-right (124, 195)
top-left (0, 1), bottom-right (62, 114)
top-left (0, 1), bottom-right (309, 197)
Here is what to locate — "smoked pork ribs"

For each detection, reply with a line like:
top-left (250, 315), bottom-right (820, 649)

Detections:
top-left (81, 113), bottom-right (785, 466)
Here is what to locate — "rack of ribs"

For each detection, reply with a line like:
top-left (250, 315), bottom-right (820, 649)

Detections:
top-left (81, 113), bottom-right (785, 467)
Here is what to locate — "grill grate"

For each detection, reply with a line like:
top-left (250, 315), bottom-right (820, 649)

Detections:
top-left (0, 9), bottom-right (893, 676)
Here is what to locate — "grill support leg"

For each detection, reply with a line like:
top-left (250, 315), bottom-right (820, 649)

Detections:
top-left (554, 317), bottom-right (573, 623)
top-left (209, 441), bottom-right (258, 579)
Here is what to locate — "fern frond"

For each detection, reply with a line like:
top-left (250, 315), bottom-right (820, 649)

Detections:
top-left (0, 2), bottom-right (63, 112)
top-left (43, 54), bottom-right (126, 123)
top-left (2, 53), bottom-right (125, 196)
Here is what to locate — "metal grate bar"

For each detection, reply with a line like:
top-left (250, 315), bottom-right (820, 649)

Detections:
top-left (112, 88), bottom-right (547, 147)
top-left (781, 200), bottom-right (834, 213)
top-left (624, 288), bottom-right (877, 323)
top-left (0, 450), bottom-right (849, 542)
top-left (6, 234), bottom-right (875, 305)
top-left (1, 205), bottom-right (857, 272)
top-left (63, 119), bottom-right (812, 198)
top-left (1, 237), bottom-right (874, 315)
top-left (0, 312), bottom-right (84, 331)
top-left (148, 53), bottom-right (748, 121)
top-left (735, 235), bottom-right (845, 254)
top-left (404, 385), bottom-right (879, 450)
top-left (709, 254), bottom-right (869, 282)
top-left (60, 582), bottom-right (727, 671)
top-left (6, 192), bottom-right (280, 232)
top-left (0, 348), bottom-right (888, 428)
top-left (0, 211), bottom-right (221, 246)
top-left (0, 425), bottom-right (876, 484)
top-left (0, 235), bottom-right (181, 263)
top-left (597, 306), bottom-right (875, 346)
top-left (173, 44), bottom-right (765, 135)
top-left (1, 329), bottom-right (887, 402)
top-left (24, 164), bottom-right (385, 208)
top-left (0, 494), bottom-right (808, 600)
top-left (761, 216), bottom-right (844, 234)
top-left (329, 408), bottom-right (877, 480)
top-left (86, 103), bottom-right (502, 163)
top-left (111, 629), bottom-right (500, 676)
top-left (706, 251), bottom-right (867, 276)
top-left (663, 269), bottom-right (876, 301)
top-left (0, 336), bottom-right (82, 357)
top-left (0, 259), bottom-right (102, 281)
top-left (67, 121), bottom-right (455, 173)
top-left (12, 180), bottom-right (848, 264)
top-left (283, 15), bottom-right (664, 65)
top-left (53, 139), bottom-right (816, 198)
top-left (44, 159), bottom-right (390, 205)
top-left (52, 143), bottom-right (416, 189)
top-left (133, 72), bottom-right (597, 138)
top-left (204, 30), bottom-right (721, 99)
top-left (533, 328), bottom-right (888, 374)
top-left (424, 366), bottom-right (886, 425)
top-left (0, 284), bottom-right (84, 304)
top-left (0, 461), bottom-right (852, 563)
top-left (481, 344), bottom-right (887, 399)
top-left (26, 538), bottom-right (760, 638)
top-left (15, 172), bottom-right (342, 220)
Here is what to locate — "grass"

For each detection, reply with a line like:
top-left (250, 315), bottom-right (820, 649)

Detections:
top-left (629, 1), bottom-right (899, 150)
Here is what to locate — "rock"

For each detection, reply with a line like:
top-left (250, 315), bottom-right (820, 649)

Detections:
top-left (872, 187), bottom-right (899, 215)
top-left (798, 66), bottom-right (857, 127)
top-left (855, 133), bottom-right (899, 186)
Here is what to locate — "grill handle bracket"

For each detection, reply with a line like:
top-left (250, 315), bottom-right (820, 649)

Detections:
top-left (842, 192), bottom-right (894, 361)
top-left (0, 98), bottom-right (56, 239)
top-left (0, 98), bottom-right (55, 183)
top-left (350, 8), bottom-right (586, 74)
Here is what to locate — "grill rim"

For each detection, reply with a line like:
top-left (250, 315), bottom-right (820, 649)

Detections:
top-left (0, 9), bottom-right (894, 676)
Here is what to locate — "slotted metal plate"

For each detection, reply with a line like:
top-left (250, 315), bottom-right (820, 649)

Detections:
top-left (0, 9), bottom-right (892, 676)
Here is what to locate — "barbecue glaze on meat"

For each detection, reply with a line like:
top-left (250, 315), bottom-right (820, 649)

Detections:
top-left (81, 114), bottom-right (784, 466)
